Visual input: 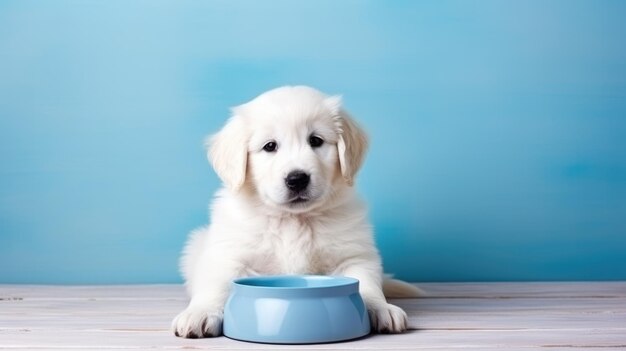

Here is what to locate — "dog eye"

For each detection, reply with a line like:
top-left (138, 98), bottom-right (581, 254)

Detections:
top-left (309, 135), bottom-right (324, 148)
top-left (262, 141), bottom-right (277, 152)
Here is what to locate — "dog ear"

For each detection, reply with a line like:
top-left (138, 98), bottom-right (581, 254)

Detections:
top-left (207, 115), bottom-right (248, 192)
top-left (326, 96), bottom-right (368, 186)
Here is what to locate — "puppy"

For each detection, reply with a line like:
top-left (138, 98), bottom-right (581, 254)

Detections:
top-left (172, 86), bottom-right (420, 338)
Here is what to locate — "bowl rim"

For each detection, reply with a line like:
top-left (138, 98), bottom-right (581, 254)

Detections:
top-left (232, 274), bottom-right (359, 291)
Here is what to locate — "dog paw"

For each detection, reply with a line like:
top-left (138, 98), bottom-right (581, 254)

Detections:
top-left (368, 302), bottom-right (408, 333)
top-left (171, 307), bottom-right (223, 338)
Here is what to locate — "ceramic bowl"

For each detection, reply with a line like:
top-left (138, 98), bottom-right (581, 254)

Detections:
top-left (223, 275), bottom-right (370, 344)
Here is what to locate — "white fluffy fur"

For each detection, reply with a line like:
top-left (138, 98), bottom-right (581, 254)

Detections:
top-left (172, 86), bottom-right (419, 338)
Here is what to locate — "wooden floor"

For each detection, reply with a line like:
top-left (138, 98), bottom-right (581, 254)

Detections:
top-left (1, 283), bottom-right (625, 350)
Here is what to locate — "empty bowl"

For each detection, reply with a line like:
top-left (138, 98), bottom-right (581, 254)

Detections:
top-left (223, 275), bottom-right (370, 344)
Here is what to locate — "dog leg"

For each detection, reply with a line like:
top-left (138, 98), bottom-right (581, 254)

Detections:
top-left (172, 259), bottom-right (243, 338)
top-left (338, 264), bottom-right (408, 333)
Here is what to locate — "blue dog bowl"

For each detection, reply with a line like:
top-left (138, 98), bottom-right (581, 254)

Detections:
top-left (223, 275), bottom-right (370, 344)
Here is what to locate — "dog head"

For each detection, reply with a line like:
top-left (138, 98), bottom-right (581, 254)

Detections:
top-left (208, 86), bottom-right (367, 213)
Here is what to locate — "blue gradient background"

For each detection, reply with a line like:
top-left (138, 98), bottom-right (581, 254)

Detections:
top-left (1, 1), bottom-right (625, 283)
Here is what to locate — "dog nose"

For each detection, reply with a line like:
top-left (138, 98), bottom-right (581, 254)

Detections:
top-left (285, 171), bottom-right (310, 192)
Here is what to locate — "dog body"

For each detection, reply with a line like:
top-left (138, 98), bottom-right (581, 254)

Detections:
top-left (172, 86), bottom-right (416, 338)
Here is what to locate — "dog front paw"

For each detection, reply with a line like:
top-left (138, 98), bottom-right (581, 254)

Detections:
top-left (171, 307), bottom-right (223, 338)
top-left (368, 302), bottom-right (408, 333)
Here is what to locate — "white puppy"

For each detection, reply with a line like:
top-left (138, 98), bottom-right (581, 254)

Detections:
top-left (172, 86), bottom-right (420, 338)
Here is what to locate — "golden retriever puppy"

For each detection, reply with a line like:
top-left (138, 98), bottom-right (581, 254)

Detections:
top-left (172, 86), bottom-right (419, 338)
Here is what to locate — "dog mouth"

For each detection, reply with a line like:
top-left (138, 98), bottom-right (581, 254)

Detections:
top-left (288, 196), bottom-right (310, 205)
top-left (285, 191), bottom-right (316, 206)
top-left (281, 188), bottom-right (323, 209)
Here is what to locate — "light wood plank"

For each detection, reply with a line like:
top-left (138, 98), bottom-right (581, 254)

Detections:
top-left (416, 282), bottom-right (626, 298)
top-left (1, 283), bottom-right (625, 350)
top-left (2, 298), bottom-right (625, 330)
top-left (2, 328), bottom-right (626, 350)
top-left (2, 282), bottom-right (625, 300)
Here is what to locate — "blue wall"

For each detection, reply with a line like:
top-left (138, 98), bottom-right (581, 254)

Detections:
top-left (1, 1), bottom-right (625, 283)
